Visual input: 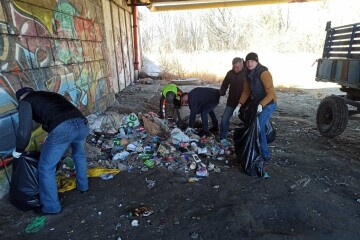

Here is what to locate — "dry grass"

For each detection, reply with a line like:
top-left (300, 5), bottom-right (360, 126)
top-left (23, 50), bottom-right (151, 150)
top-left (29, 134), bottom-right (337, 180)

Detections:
top-left (146, 51), bottom-right (341, 90)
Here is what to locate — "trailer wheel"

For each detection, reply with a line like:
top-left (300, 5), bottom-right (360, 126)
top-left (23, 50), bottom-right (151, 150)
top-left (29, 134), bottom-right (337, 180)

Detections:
top-left (316, 96), bottom-right (348, 138)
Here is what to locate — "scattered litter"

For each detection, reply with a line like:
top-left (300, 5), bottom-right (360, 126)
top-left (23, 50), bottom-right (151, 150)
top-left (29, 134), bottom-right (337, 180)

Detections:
top-left (213, 185), bottom-right (219, 189)
top-left (191, 232), bottom-right (199, 239)
top-left (100, 173), bottom-right (114, 180)
top-left (133, 206), bottom-right (154, 217)
top-left (196, 168), bottom-right (208, 177)
top-left (146, 178), bottom-right (156, 189)
top-left (188, 177), bottom-right (200, 182)
top-left (263, 172), bottom-right (270, 179)
top-left (115, 223), bottom-right (122, 230)
top-left (131, 220), bottom-right (139, 227)
top-left (54, 112), bottom-right (236, 193)
top-left (112, 151), bottom-right (130, 161)
top-left (290, 176), bottom-right (311, 189)
top-left (357, 199), bottom-right (360, 203)
top-left (192, 154), bottom-right (201, 163)
top-left (25, 216), bottom-right (46, 234)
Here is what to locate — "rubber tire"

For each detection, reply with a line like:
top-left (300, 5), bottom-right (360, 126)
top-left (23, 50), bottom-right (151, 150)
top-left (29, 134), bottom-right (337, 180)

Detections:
top-left (316, 96), bottom-right (348, 138)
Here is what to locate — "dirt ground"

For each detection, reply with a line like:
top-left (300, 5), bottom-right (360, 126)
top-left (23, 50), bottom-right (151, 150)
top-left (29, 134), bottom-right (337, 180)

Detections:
top-left (0, 81), bottom-right (360, 240)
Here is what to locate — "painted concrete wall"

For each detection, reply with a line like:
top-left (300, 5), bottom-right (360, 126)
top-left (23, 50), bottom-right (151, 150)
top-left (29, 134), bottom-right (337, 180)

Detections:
top-left (0, 0), bottom-right (141, 199)
top-left (0, 0), bottom-right (135, 113)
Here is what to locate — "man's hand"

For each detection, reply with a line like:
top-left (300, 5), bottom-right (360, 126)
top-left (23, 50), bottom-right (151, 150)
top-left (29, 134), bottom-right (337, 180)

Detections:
top-left (257, 104), bottom-right (263, 113)
top-left (12, 150), bottom-right (22, 158)
top-left (186, 127), bottom-right (196, 134)
top-left (233, 104), bottom-right (241, 117)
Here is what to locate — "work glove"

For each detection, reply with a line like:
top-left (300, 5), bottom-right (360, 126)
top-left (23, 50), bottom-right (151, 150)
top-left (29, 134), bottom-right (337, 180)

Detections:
top-left (233, 105), bottom-right (241, 117)
top-left (186, 127), bottom-right (196, 134)
top-left (12, 150), bottom-right (22, 158)
top-left (257, 104), bottom-right (263, 113)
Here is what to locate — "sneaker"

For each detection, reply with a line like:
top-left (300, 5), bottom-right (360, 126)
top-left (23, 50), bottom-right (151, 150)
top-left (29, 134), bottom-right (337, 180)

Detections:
top-left (34, 207), bottom-right (61, 216)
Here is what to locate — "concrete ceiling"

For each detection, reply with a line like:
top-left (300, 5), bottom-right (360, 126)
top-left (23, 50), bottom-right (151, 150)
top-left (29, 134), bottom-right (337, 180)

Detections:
top-left (144, 0), bottom-right (322, 12)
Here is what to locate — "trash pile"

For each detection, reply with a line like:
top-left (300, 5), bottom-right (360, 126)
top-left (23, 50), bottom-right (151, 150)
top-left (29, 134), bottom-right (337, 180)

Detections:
top-left (59, 110), bottom-right (235, 181)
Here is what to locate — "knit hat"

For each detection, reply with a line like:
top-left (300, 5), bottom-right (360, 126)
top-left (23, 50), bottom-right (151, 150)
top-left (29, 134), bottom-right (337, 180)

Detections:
top-left (16, 87), bottom-right (34, 100)
top-left (166, 92), bottom-right (176, 101)
top-left (245, 52), bottom-right (259, 63)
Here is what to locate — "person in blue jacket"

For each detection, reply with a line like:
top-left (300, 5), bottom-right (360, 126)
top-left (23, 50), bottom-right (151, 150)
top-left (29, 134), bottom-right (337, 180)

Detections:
top-left (180, 87), bottom-right (220, 136)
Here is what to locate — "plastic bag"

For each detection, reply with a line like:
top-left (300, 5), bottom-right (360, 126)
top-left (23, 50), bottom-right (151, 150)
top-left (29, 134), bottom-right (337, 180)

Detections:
top-left (233, 118), bottom-right (265, 177)
top-left (265, 121), bottom-right (276, 143)
top-left (125, 113), bottom-right (140, 128)
top-left (239, 99), bottom-right (276, 144)
top-left (238, 99), bottom-right (257, 126)
top-left (9, 151), bottom-right (41, 211)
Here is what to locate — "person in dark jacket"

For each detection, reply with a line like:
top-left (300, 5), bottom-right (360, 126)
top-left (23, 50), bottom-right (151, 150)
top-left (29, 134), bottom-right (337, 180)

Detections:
top-left (219, 57), bottom-right (246, 140)
top-left (238, 52), bottom-right (277, 161)
top-left (180, 87), bottom-right (220, 135)
top-left (12, 87), bottom-right (89, 215)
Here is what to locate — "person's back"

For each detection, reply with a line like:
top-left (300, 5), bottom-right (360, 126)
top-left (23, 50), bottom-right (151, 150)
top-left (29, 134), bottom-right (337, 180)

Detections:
top-left (22, 91), bottom-right (84, 132)
top-left (184, 87), bottom-right (220, 134)
top-left (188, 87), bottom-right (219, 113)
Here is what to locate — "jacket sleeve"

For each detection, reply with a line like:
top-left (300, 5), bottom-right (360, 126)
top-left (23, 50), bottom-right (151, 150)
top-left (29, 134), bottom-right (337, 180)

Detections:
top-left (16, 101), bottom-right (33, 152)
top-left (239, 80), bottom-right (250, 105)
top-left (219, 73), bottom-right (230, 96)
top-left (259, 71), bottom-right (276, 107)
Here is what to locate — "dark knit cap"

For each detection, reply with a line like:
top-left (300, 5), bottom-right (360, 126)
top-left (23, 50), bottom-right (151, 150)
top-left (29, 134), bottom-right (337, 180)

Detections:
top-left (16, 87), bottom-right (34, 100)
top-left (166, 91), bottom-right (175, 101)
top-left (245, 52), bottom-right (259, 63)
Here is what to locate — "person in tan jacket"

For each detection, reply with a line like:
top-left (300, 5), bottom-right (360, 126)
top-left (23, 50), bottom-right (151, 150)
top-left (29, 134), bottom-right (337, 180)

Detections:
top-left (234, 52), bottom-right (277, 161)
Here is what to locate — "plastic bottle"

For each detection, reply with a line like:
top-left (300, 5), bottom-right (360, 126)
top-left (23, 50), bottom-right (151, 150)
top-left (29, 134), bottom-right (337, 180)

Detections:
top-left (191, 142), bottom-right (198, 151)
top-left (119, 126), bottom-right (126, 136)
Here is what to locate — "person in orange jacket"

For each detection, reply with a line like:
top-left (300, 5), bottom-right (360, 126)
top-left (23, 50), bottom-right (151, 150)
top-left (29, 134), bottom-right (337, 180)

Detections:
top-left (234, 52), bottom-right (277, 161)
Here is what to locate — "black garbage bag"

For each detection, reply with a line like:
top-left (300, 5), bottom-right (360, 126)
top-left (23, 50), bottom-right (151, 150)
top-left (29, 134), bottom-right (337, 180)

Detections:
top-left (234, 119), bottom-right (265, 177)
top-left (9, 151), bottom-right (41, 211)
top-left (235, 99), bottom-right (265, 177)
top-left (265, 121), bottom-right (276, 144)
top-left (239, 98), bottom-right (276, 144)
top-left (238, 98), bottom-right (258, 126)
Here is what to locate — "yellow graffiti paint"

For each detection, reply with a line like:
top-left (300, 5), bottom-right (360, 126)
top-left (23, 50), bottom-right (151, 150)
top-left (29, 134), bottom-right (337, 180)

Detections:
top-left (0, 1), bottom-right (6, 21)
top-left (0, 24), bottom-right (9, 61)
top-left (14, 1), bottom-right (54, 34)
top-left (17, 0), bottom-right (56, 10)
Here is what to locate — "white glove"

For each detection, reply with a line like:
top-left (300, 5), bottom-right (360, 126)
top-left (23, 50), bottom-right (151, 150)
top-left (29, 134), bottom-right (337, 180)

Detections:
top-left (12, 150), bottom-right (22, 158)
top-left (233, 105), bottom-right (241, 117)
top-left (257, 104), bottom-right (263, 113)
top-left (186, 127), bottom-right (196, 134)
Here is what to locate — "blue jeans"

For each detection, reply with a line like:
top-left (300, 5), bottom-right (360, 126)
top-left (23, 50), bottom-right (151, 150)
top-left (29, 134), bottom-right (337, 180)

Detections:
top-left (258, 102), bottom-right (277, 159)
top-left (38, 118), bottom-right (89, 213)
top-left (220, 106), bottom-right (235, 139)
top-left (200, 102), bottom-right (219, 132)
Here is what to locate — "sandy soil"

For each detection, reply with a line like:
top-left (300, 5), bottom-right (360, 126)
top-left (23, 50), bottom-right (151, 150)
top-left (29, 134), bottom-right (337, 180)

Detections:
top-left (0, 82), bottom-right (359, 240)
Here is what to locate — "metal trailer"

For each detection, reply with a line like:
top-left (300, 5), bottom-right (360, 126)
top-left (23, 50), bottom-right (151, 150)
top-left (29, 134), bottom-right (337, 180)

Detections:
top-left (315, 21), bottom-right (360, 138)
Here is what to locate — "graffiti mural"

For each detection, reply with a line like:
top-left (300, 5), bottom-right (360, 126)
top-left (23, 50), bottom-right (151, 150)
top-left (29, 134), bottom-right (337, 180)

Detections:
top-left (0, 0), bottom-right (118, 156)
top-left (0, 0), bottom-right (112, 114)
top-left (118, 8), bottom-right (131, 87)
